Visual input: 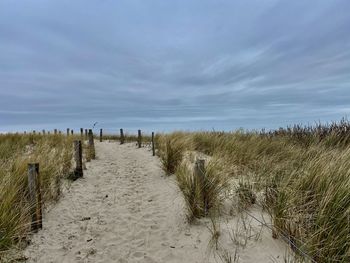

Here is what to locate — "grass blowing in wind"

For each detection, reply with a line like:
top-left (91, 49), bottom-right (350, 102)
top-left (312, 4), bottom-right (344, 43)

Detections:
top-left (0, 133), bottom-right (87, 254)
top-left (155, 120), bottom-right (350, 262)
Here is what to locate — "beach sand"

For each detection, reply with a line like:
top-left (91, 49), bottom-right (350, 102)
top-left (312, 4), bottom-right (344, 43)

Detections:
top-left (22, 142), bottom-right (289, 263)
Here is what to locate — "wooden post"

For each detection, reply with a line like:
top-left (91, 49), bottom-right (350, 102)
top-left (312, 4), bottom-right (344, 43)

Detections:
top-left (138, 130), bottom-right (142, 148)
top-left (80, 128), bottom-right (84, 137)
top-left (100, 129), bottom-right (103, 142)
top-left (28, 163), bottom-right (42, 232)
top-left (194, 159), bottom-right (208, 216)
top-left (33, 130), bottom-right (36, 135)
top-left (73, 140), bottom-right (83, 179)
top-left (88, 129), bottom-right (95, 159)
top-left (151, 132), bottom-right (155, 156)
top-left (85, 129), bottom-right (88, 139)
top-left (54, 129), bottom-right (57, 135)
top-left (120, 129), bottom-right (124, 144)
top-left (67, 128), bottom-right (70, 136)
top-left (59, 131), bottom-right (62, 135)
top-left (71, 130), bottom-right (74, 135)
top-left (42, 129), bottom-right (45, 135)
top-left (48, 131), bottom-right (50, 135)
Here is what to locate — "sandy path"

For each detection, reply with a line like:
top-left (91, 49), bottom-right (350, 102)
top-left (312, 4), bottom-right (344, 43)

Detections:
top-left (23, 142), bottom-right (213, 263)
top-left (23, 142), bottom-right (289, 263)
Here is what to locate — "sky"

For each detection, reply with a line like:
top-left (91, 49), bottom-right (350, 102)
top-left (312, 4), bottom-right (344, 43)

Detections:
top-left (0, 0), bottom-right (350, 133)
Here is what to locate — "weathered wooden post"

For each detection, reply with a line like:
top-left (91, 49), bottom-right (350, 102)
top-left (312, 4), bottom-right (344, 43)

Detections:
top-left (194, 159), bottom-right (208, 216)
top-left (42, 129), bottom-right (45, 135)
top-left (80, 128), bottom-right (84, 137)
top-left (138, 130), bottom-right (142, 148)
top-left (73, 140), bottom-right (83, 179)
top-left (33, 130), bottom-right (36, 135)
top-left (67, 128), bottom-right (70, 136)
top-left (120, 129), bottom-right (125, 144)
top-left (85, 129), bottom-right (88, 139)
top-left (54, 129), bottom-right (57, 135)
top-left (27, 163), bottom-right (42, 232)
top-left (100, 129), bottom-right (103, 142)
top-left (151, 132), bottom-right (155, 156)
top-left (71, 130), bottom-right (74, 135)
top-left (88, 129), bottom-right (95, 159)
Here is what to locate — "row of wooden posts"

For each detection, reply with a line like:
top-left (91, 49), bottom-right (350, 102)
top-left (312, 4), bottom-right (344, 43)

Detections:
top-left (25, 128), bottom-right (156, 158)
top-left (27, 128), bottom-right (156, 232)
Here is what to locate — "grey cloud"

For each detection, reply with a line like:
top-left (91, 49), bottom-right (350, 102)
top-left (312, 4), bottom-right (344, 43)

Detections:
top-left (0, 0), bottom-right (349, 132)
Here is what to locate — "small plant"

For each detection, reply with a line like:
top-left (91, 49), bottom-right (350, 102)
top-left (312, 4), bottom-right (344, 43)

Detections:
top-left (158, 134), bottom-right (187, 175)
top-left (217, 249), bottom-right (240, 263)
top-left (175, 158), bottom-right (228, 221)
top-left (208, 216), bottom-right (221, 251)
top-left (236, 180), bottom-right (256, 210)
top-left (175, 163), bottom-right (202, 220)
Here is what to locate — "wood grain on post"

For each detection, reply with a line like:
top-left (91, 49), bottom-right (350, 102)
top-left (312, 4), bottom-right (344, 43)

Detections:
top-left (120, 129), bottom-right (124, 144)
top-left (67, 128), bottom-right (70, 136)
top-left (138, 130), bottom-right (142, 148)
top-left (28, 163), bottom-right (42, 232)
top-left (88, 129), bottom-right (95, 159)
top-left (74, 140), bottom-right (83, 179)
top-left (100, 129), bottom-right (103, 142)
top-left (151, 132), bottom-right (155, 156)
top-left (194, 159), bottom-right (208, 216)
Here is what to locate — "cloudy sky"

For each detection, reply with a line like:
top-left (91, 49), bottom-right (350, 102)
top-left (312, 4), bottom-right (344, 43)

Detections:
top-left (1, 0), bottom-right (349, 133)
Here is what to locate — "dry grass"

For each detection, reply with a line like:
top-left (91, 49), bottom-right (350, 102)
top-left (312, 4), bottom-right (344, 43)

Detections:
top-left (175, 157), bottom-right (229, 221)
top-left (0, 133), bottom-right (84, 253)
top-left (156, 132), bottom-right (188, 175)
top-left (156, 120), bottom-right (350, 262)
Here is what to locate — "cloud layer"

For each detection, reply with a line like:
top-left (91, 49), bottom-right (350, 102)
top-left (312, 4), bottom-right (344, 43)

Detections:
top-left (1, 0), bottom-right (349, 132)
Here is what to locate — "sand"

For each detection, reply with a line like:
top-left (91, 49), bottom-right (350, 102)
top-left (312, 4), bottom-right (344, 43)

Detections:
top-left (22, 142), bottom-right (290, 263)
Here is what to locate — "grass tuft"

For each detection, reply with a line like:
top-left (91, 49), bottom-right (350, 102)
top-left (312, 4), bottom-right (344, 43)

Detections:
top-left (175, 158), bottom-right (229, 221)
top-left (157, 133), bottom-right (187, 175)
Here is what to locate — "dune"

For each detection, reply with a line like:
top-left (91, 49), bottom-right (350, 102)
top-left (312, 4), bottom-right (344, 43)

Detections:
top-left (22, 142), bottom-right (289, 263)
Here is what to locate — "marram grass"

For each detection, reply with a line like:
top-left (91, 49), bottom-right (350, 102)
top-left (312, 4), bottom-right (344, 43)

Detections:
top-left (0, 134), bottom-right (76, 252)
top-left (156, 121), bottom-right (350, 262)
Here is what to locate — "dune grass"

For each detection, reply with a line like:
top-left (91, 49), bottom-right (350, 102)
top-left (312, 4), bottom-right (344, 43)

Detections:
top-left (156, 132), bottom-right (188, 175)
top-left (175, 158), bottom-right (229, 221)
top-left (0, 130), bottom-right (148, 255)
top-left (156, 121), bottom-right (350, 262)
top-left (0, 133), bottom-right (79, 252)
